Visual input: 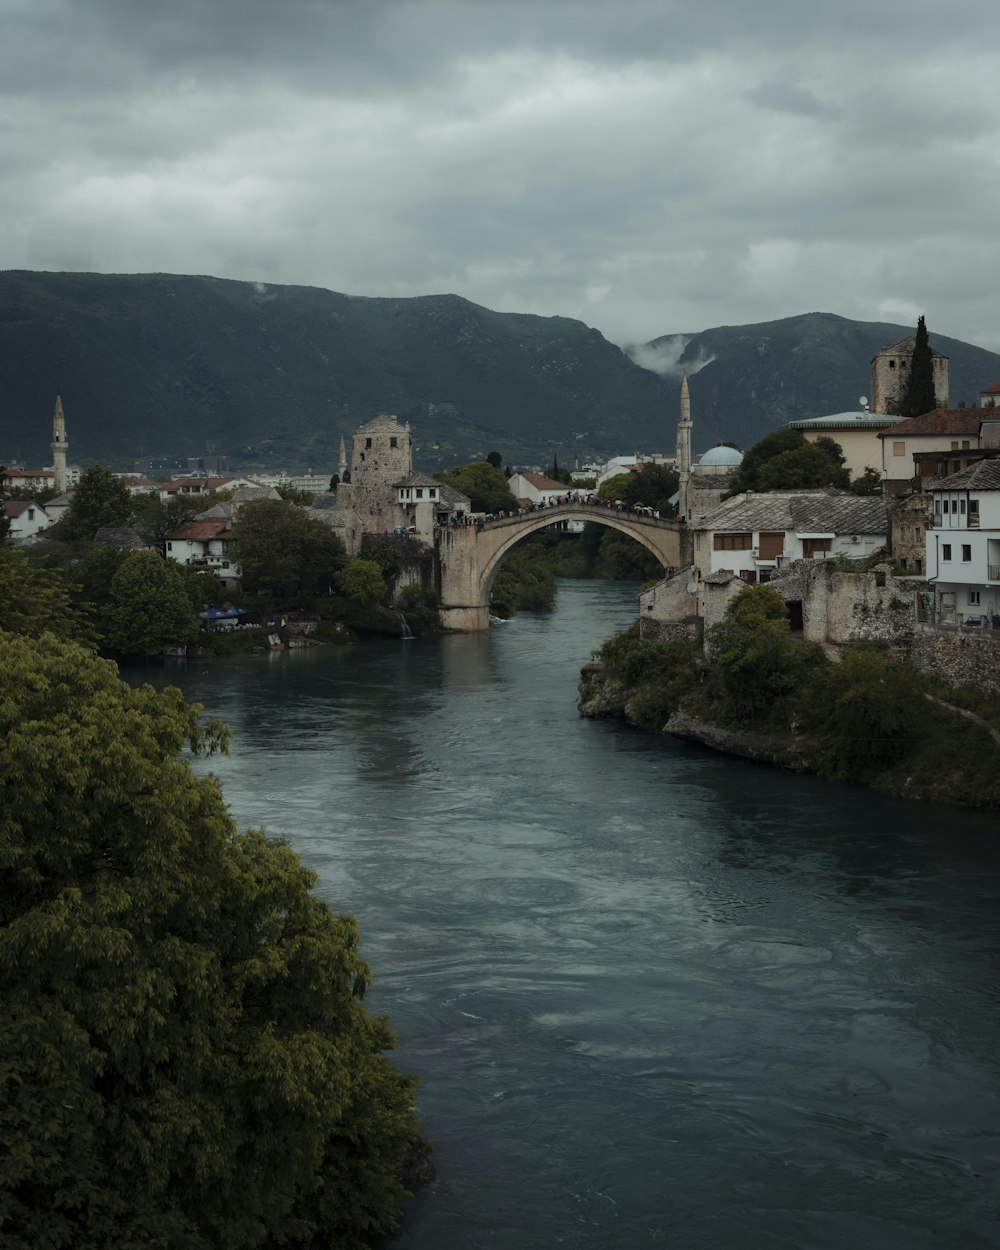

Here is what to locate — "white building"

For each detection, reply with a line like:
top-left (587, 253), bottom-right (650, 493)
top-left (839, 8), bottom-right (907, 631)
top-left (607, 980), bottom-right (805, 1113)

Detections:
top-left (690, 489), bottom-right (888, 583)
top-left (3, 500), bottom-right (52, 541)
top-left (925, 457), bottom-right (1000, 628)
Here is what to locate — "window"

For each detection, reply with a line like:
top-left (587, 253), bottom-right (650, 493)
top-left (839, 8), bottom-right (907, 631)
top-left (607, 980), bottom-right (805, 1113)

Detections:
top-left (969, 499), bottom-right (980, 527)
top-left (802, 538), bottom-right (832, 559)
top-left (942, 544), bottom-right (952, 560)
top-left (713, 532), bottom-right (752, 550)
top-left (960, 499), bottom-right (966, 514)
top-left (962, 544), bottom-right (972, 562)
top-left (951, 441), bottom-right (959, 451)
top-left (365, 438), bottom-right (372, 448)
top-left (934, 498), bottom-right (942, 514)
top-left (757, 532), bottom-right (784, 560)
top-left (893, 441), bottom-right (905, 456)
top-left (27, 508), bottom-right (34, 520)
top-left (962, 440), bottom-right (971, 450)
top-left (969, 590), bottom-right (981, 605)
top-left (416, 488), bottom-right (423, 499)
top-left (390, 437), bottom-right (398, 448)
top-left (889, 360), bottom-right (896, 369)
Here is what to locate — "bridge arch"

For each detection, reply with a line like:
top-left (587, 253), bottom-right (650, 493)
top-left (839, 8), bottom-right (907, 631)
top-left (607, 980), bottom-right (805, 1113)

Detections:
top-left (435, 505), bottom-right (687, 631)
top-left (478, 510), bottom-right (674, 601)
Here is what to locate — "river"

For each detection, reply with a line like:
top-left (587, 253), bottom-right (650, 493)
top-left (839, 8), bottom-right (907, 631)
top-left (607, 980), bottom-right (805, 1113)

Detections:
top-left (136, 579), bottom-right (1000, 1249)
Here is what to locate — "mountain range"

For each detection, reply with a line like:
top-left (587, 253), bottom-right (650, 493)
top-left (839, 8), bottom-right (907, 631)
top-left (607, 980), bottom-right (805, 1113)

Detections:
top-left (1, 270), bottom-right (998, 473)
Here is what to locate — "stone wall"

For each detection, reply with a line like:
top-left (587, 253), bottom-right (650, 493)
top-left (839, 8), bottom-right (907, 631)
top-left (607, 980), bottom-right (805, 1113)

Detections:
top-left (908, 630), bottom-right (1000, 696)
top-left (768, 560), bottom-right (923, 646)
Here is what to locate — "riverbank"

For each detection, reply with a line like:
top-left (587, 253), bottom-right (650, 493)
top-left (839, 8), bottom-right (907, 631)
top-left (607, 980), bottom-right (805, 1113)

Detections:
top-left (578, 593), bottom-right (1000, 814)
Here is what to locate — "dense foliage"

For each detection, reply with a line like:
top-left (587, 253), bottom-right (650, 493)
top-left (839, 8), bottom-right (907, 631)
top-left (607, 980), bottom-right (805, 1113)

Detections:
top-left (230, 500), bottom-right (345, 604)
top-left (0, 632), bottom-right (425, 1248)
top-left (899, 315), bottom-right (938, 418)
top-left (591, 586), bottom-right (1000, 808)
top-left (57, 467), bottom-right (134, 541)
top-left (597, 463), bottom-right (678, 516)
top-left (726, 429), bottom-right (850, 494)
top-left (433, 462), bottom-right (517, 514)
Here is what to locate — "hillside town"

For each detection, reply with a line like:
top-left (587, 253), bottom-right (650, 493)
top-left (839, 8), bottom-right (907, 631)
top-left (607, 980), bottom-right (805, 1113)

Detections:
top-left (5, 321), bottom-right (1000, 688)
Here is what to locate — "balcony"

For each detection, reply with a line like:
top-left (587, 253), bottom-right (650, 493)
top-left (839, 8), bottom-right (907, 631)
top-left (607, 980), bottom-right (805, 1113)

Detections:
top-left (990, 566), bottom-right (1000, 582)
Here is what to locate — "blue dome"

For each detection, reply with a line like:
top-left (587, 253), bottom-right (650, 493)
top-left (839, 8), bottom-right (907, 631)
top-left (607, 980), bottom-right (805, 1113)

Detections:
top-left (698, 445), bottom-right (743, 468)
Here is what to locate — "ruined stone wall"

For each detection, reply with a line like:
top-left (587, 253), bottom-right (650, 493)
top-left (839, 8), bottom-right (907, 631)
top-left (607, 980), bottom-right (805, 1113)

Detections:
top-left (639, 617), bottom-right (701, 643)
top-left (768, 561), bottom-right (923, 646)
top-left (909, 631), bottom-right (1000, 696)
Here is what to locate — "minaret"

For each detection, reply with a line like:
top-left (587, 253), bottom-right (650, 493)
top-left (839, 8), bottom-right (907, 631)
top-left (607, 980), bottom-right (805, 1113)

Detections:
top-left (337, 435), bottom-right (347, 482)
top-left (676, 375), bottom-right (692, 522)
top-left (51, 394), bottom-right (68, 494)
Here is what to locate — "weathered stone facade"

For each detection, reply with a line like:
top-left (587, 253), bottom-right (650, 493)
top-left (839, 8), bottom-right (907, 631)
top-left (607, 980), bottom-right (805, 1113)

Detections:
top-left (870, 335), bottom-right (949, 415)
top-left (767, 560), bottom-right (923, 646)
top-left (909, 630), bottom-right (1000, 697)
top-left (334, 414), bottom-right (413, 535)
top-left (889, 493), bottom-right (932, 574)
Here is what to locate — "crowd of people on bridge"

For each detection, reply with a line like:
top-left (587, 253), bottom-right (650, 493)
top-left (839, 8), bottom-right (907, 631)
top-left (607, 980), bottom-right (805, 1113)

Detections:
top-left (471, 493), bottom-right (664, 527)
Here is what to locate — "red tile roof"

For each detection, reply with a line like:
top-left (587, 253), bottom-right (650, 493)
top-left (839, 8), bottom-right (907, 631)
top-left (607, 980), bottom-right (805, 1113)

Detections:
top-left (522, 473), bottom-right (568, 491)
top-left (167, 519), bottom-right (232, 541)
top-left (980, 381), bottom-right (1000, 395)
top-left (876, 408), bottom-right (986, 438)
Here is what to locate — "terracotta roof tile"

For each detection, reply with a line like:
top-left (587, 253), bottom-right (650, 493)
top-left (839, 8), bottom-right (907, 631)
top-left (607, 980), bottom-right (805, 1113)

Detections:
top-left (876, 408), bottom-right (987, 438)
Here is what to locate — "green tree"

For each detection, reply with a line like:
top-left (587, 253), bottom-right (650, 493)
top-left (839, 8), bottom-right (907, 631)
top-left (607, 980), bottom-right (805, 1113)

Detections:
top-left (276, 484), bottom-right (317, 505)
top-left (900, 315), bottom-right (938, 418)
top-left (0, 546), bottom-right (92, 642)
top-left (231, 501), bottom-right (345, 603)
top-left (0, 631), bottom-right (424, 1249)
top-left (850, 467), bottom-right (883, 496)
top-left (434, 462), bottom-right (517, 513)
top-left (58, 466), bottom-right (134, 541)
top-left (727, 430), bottom-right (849, 494)
top-left (597, 463), bottom-right (678, 515)
top-left (131, 492), bottom-right (213, 552)
top-left (486, 451), bottom-right (503, 470)
top-left (550, 454), bottom-right (573, 485)
top-left (337, 557), bottom-right (387, 603)
top-left (105, 549), bottom-right (199, 655)
top-left (707, 585), bottom-right (824, 726)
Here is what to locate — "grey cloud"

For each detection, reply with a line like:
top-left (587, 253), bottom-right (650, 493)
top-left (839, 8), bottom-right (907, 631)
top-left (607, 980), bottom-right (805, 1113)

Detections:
top-left (2, 0), bottom-right (999, 356)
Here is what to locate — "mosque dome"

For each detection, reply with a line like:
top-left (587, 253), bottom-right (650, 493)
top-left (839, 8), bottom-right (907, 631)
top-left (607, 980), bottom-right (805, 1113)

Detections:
top-left (696, 444), bottom-right (743, 475)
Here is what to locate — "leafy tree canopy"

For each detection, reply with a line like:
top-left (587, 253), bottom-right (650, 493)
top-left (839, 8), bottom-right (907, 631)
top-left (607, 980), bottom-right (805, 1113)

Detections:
top-left (105, 549), bottom-right (200, 655)
top-left (597, 463), bottom-right (678, 514)
top-left (434, 462), bottom-right (517, 514)
top-left (231, 501), bottom-right (345, 604)
top-left (58, 466), bottom-right (133, 541)
top-left (337, 557), bottom-right (387, 603)
top-left (0, 632), bottom-right (424, 1249)
top-left (486, 451), bottom-right (503, 470)
top-left (727, 429), bottom-right (849, 494)
top-left (0, 546), bottom-right (92, 642)
top-left (850, 467), bottom-right (883, 496)
top-left (276, 484), bottom-right (316, 505)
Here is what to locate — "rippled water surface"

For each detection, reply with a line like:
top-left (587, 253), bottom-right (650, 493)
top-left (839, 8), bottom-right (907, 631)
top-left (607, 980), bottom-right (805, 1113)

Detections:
top-left (137, 581), bottom-right (1000, 1249)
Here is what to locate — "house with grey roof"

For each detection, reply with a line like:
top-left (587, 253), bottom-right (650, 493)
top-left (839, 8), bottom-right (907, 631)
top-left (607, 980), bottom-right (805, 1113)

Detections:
top-left (925, 456), bottom-right (1000, 628)
top-left (691, 489), bottom-right (888, 583)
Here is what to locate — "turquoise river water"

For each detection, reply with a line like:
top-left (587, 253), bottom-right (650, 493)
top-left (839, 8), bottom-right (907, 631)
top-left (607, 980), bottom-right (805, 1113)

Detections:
top-left (134, 579), bottom-right (1000, 1250)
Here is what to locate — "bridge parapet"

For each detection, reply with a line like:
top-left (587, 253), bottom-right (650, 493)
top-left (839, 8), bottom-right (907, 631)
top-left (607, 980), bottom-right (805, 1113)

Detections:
top-left (435, 506), bottom-right (689, 631)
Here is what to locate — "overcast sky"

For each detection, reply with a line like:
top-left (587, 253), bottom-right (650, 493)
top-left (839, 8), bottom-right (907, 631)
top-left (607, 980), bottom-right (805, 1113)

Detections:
top-left (4, 0), bottom-right (999, 356)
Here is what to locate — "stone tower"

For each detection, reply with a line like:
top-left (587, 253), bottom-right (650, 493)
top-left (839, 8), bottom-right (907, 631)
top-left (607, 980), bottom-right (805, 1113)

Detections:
top-left (337, 414), bottom-right (413, 533)
top-left (676, 375), bottom-right (692, 522)
top-left (50, 393), bottom-right (69, 494)
top-left (870, 336), bottom-right (949, 415)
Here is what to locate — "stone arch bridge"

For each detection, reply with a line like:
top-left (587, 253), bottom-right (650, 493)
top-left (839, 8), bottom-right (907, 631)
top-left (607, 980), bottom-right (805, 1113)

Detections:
top-left (435, 504), bottom-right (688, 630)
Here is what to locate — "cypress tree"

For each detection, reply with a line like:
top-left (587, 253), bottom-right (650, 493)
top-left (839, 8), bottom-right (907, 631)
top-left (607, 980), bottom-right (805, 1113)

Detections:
top-left (901, 315), bottom-right (938, 417)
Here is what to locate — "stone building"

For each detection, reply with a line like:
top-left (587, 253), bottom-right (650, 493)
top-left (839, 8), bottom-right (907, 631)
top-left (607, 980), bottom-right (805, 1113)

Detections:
top-left (869, 334), bottom-right (949, 415)
top-left (310, 413), bottom-right (469, 554)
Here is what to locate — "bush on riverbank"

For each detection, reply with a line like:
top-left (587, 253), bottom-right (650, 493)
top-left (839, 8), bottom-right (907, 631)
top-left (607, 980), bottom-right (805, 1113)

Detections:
top-left (587, 585), bottom-right (1000, 810)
